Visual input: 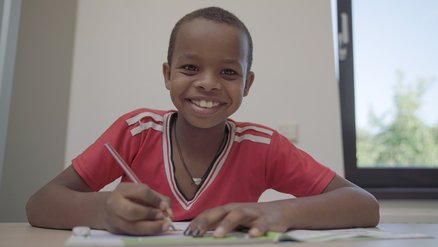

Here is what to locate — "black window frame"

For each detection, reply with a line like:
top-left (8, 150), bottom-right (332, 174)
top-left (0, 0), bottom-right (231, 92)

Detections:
top-left (337, 0), bottom-right (438, 199)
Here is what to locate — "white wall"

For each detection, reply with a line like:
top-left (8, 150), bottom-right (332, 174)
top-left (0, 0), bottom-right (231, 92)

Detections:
top-left (66, 0), bottom-right (343, 173)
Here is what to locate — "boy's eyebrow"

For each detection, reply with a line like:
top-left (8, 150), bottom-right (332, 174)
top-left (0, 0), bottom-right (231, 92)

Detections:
top-left (221, 58), bottom-right (242, 67)
top-left (176, 53), bottom-right (243, 68)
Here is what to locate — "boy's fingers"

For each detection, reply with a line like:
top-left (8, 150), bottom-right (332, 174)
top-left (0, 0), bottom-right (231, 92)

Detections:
top-left (129, 219), bottom-right (169, 235)
top-left (248, 220), bottom-right (269, 237)
top-left (186, 207), bottom-right (227, 236)
top-left (113, 197), bottom-right (164, 221)
top-left (118, 183), bottom-right (165, 209)
top-left (213, 209), bottom-right (257, 237)
top-left (111, 183), bottom-right (174, 222)
top-left (158, 195), bottom-right (173, 218)
top-left (108, 216), bottom-right (167, 236)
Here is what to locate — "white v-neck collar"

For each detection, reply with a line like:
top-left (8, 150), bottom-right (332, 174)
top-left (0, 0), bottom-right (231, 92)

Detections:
top-left (162, 112), bottom-right (235, 210)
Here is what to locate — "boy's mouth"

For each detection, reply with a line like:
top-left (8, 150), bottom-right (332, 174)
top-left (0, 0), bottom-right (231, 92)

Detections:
top-left (190, 99), bottom-right (220, 109)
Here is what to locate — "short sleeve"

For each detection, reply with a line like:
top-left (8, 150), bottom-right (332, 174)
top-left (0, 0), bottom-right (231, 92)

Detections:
top-left (265, 132), bottom-right (336, 197)
top-left (72, 111), bottom-right (142, 191)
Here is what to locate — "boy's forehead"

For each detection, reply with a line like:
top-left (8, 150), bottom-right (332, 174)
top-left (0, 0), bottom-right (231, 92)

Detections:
top-left (172, 19), bottom-right (249, 62)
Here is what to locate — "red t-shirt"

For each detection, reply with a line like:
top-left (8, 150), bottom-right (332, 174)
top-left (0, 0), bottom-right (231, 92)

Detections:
top-left (72, 108), bottom-right (335, 220)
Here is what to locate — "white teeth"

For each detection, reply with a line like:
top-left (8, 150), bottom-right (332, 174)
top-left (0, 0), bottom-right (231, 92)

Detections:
top-left (192, 100), bottom-right (219, 109)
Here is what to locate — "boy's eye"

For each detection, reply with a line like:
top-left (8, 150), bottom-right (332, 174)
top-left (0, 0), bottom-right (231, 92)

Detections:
top-left (182, 64), bottom-right (199, 72)
top-left (221, 69), bottom-right (237, 76)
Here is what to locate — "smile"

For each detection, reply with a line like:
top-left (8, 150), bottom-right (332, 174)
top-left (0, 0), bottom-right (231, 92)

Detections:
top-left (190, 99), bottom-right (221, 109)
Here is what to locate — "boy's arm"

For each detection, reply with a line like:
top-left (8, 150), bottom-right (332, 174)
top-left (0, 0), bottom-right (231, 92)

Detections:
top-left (285, 174), bottom-right (380, 229)
top-left (26, 166), bottom-right (171, 235)
top-left (26, 165), bottom-right (105, 229)
top-left (185, 174), bottom-right (379, 237)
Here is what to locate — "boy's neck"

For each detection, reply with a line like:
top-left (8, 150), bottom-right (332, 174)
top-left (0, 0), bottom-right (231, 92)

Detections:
top-left (173, 114), bottom-right (227, 151)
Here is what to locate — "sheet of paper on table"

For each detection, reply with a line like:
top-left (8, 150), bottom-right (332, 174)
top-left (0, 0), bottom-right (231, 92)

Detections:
top-left (65, 221), bottom-right (432, 246)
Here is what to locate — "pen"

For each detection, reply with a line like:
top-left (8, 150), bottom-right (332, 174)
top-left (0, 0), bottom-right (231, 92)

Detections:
top-left (104, 142), bottom-right (176, 231)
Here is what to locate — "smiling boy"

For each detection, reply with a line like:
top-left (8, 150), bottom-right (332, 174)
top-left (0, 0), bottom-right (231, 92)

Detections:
top-left (26, 7), bottom-right (379, 237)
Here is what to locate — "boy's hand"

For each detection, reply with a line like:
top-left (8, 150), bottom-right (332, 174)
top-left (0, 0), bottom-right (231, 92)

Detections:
top-left (102, 182), bottom-right (172, 235)
top-left (185, 202), bottom-right (291, 237)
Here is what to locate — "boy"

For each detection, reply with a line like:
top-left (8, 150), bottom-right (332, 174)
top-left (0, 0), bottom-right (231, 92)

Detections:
top-left (26, 6), bottom-right (379, 237)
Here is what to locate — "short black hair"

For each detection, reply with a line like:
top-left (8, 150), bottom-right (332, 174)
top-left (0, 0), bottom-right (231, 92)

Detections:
top-left (167, 6), bottom-right (253, 72)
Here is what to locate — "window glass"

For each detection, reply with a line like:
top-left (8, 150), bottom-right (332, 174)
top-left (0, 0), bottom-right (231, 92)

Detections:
top-left (352, 0), bottom-right (438, 168)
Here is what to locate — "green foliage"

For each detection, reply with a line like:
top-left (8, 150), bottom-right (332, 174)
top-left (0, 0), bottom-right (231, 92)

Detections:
top-left (357, 72), bottom-right (438, 167)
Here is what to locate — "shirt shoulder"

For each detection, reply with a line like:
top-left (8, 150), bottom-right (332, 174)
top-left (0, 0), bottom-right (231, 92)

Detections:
top-left (229, 119), bottom-right (278, 145)
top-left (122, 108), bottom-right (175, 136)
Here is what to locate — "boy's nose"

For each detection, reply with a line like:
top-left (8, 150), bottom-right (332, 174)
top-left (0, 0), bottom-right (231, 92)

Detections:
top-left (194, 74), bottom-right (221, 92)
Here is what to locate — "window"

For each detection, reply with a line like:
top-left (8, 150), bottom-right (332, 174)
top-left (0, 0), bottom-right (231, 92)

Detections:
top-left (337, 0), bottom-right (438, 198)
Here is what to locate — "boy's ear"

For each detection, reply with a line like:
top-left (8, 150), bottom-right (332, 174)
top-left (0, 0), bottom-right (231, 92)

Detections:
top-left (162, 63), bottom-right (171, 90)
top-left (243, 71), bottom-right (255, 97)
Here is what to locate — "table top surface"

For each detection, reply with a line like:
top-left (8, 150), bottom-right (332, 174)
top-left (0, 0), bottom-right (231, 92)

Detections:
top-left (0, 223), bottom-right (437, 247)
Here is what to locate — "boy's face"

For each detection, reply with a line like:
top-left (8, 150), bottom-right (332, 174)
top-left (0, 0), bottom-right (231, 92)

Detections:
top-left (163, 18), bottom-right (254, 129)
